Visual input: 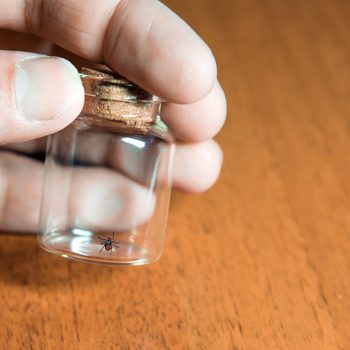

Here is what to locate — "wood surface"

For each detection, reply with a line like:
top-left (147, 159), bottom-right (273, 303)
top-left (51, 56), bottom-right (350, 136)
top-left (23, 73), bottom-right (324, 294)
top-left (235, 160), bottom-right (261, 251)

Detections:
top-left (1, 0), bottom-right (350, 349)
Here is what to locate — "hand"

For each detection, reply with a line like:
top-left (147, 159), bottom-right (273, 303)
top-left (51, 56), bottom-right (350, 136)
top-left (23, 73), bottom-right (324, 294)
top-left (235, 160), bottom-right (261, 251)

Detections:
top-left (0, 0), bottom-right (226, 232)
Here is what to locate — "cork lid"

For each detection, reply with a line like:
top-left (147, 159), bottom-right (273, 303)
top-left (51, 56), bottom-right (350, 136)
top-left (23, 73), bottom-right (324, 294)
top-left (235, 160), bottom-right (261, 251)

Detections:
top-left (80, 68), bottom-right (161, 127)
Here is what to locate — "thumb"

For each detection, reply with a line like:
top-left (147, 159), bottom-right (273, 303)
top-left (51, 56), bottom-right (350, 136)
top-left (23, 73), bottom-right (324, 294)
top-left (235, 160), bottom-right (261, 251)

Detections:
top-left (0, 50), bottom-right (84, 145)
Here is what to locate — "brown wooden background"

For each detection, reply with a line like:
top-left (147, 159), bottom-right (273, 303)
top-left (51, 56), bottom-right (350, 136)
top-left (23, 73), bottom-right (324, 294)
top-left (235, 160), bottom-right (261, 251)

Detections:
top-left (2, 0), bottom-right (350, 349)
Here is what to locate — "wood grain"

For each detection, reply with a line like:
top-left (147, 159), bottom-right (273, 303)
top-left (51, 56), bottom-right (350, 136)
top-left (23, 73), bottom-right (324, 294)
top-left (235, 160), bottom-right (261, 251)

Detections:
top-left (1, 0), bottom-right (350, 348)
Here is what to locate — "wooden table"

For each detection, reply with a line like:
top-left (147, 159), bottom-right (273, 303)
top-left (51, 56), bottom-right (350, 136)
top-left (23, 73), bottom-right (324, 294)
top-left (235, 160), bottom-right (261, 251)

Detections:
top-left (2, 0), bottom-right (350, 348)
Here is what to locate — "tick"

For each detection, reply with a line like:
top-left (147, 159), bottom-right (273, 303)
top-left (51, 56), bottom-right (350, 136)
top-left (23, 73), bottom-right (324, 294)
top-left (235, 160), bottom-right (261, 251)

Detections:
top-left (98, 232), bottom-right (119, 255)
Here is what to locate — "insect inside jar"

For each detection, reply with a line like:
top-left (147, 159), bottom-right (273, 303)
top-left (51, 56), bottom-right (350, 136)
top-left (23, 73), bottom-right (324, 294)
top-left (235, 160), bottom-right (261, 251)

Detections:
top-left (98, 233), bottom-right (120, 255)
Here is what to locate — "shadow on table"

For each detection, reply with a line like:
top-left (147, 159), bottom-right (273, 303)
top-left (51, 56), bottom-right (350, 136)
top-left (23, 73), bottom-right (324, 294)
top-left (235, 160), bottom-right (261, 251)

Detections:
top-left (0, 234), bottom-right (131, 292)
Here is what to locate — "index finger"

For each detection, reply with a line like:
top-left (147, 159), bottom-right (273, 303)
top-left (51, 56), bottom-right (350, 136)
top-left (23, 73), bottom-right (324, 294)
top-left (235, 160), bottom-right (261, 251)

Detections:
top-left (0, 0), bottom-right (217, 103)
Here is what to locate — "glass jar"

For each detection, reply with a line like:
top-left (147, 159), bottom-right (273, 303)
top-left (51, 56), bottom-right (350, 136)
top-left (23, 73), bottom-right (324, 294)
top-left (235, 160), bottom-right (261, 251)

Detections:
top-left (38, 68), bottom-right (175, 265)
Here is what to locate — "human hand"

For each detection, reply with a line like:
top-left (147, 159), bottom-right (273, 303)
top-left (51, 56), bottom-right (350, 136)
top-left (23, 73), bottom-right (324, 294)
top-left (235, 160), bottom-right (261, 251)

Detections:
top-left (0, 0), bottom-right (226, 232)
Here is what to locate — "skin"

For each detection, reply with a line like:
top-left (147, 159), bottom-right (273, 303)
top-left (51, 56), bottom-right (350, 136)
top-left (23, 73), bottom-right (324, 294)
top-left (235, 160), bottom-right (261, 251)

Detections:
top-left (0, 0), bottom-right (226, 232)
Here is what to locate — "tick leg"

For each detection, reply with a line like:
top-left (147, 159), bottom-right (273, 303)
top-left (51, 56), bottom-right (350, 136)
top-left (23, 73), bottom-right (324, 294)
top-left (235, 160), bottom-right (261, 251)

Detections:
top-left (112, 244), bottom-right (119, 248)
top-left (99, 245), bottom-right (104, 254)
top-left (112, 232), bottom-right (115, 240)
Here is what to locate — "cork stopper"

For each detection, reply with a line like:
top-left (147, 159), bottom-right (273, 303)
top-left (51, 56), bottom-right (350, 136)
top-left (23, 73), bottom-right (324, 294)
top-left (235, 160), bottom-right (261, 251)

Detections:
top-left (80, 68), bottom-right (161, 127)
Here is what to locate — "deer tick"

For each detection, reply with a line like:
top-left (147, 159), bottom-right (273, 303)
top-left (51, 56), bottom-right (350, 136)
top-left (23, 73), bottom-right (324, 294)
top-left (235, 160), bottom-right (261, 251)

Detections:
top-left (98, 232), bottom-right (119, 255)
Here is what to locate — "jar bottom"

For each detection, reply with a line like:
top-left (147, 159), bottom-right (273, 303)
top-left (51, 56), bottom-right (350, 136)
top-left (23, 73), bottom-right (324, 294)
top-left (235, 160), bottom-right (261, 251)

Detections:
top-left (38, 228), bottom-right (160, 266)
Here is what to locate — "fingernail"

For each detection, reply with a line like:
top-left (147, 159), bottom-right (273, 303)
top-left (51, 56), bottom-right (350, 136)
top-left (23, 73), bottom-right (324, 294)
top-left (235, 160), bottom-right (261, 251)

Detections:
top-left (15, 56), bottom-right (83, 121)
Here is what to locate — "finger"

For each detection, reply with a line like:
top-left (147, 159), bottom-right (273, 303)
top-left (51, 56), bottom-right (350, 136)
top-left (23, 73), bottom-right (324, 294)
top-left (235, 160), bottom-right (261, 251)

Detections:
top-left (3, 137), bottom-right (47, 155)
top-left (172, 140), bottom-right (223, 193)
top-left (0, 139), bottom-right (223, 232)
top-left (49, 166), bottom-right (156, 232)
top-left (73, 131), bottom-right (173, 188)
top-left (0, 50), bottom-right (84, 144)
top-left (1, 0), bottom-right (217, 104)
top-left (0, 151), bottom-right (155, 232)
top-left (0, 151), bottom-right (43, 232)
top-left (9, 132), bottom-right (172, 189)
top-left (161, 81), bottom-right (227, 142)
top-left (4, 137), bottom-right (224, 193)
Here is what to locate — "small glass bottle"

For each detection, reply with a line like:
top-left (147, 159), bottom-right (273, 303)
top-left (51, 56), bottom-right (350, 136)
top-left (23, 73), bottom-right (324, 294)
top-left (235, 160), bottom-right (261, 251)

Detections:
top-left (38, 68), bottom-right (175, 265)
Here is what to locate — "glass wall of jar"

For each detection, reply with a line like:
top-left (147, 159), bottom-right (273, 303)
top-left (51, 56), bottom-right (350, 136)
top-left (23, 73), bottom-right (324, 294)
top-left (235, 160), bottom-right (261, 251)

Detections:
top-left (38, 68), bottom-right (175, 265)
